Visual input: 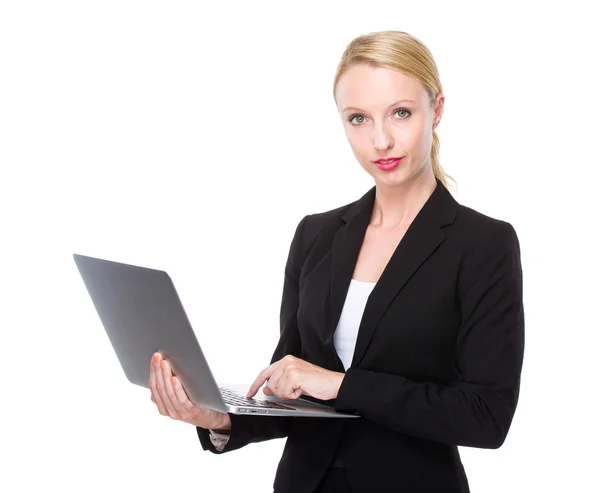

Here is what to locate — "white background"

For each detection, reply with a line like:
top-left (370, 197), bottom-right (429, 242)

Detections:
top-left (1, 1), bottom-right (598, 492)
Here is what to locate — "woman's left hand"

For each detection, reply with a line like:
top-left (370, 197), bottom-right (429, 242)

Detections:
top-left (246, 355), bottom-right (345, 401)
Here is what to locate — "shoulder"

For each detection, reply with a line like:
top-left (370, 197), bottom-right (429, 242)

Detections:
top-left (304, 202), bottom-right (351, 230)
top-left (453, 206), bottom-right (523, 300)
top-left (453, 204), bottom-right (520, 255)
top-left (293, 201), bottom-right (358, 252)
top-left (295, 197), bottom-right (357, 244)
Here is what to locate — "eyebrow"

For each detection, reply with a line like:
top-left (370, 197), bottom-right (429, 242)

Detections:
top-left (342, 99), bottom-right (417, 113)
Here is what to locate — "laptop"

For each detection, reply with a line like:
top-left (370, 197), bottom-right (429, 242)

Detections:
top-left (73, 253), bottom-right (360, 418)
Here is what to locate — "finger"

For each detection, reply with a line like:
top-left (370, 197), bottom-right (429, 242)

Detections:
top-left (149, 353), bottom-right (168, 416)
top-left (161, 360), bottom-right (188, 415)
top-left (159, 359), bottom-right (180, 418)
top-left (246, 364), bottom-right (277, 398)
top-left (171, 376), bottom-right (195, 413)
top-left (155, 356), bottom-right (179, 419)
top-left (152, 354), bottom-right (171, 415)
top-left (278, 366), bottom-right (303, 400)
top-left (265, 365), bottom-right (287, 397)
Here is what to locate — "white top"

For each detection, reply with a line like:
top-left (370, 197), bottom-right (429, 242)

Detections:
top-left (333, 278), bottom-right (376, 371)
top-left (209, 278), bottom-right (376, 451)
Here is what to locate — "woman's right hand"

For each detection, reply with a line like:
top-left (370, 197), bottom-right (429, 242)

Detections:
top-left (149, 352), bottom-right (231, 431)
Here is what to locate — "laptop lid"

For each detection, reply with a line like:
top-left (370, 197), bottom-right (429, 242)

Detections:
top-left (73, 253), bottom-right (228, 413)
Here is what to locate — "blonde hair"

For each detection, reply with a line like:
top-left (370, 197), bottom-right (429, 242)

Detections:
top-left (333, 30), bottom-right (456, 190)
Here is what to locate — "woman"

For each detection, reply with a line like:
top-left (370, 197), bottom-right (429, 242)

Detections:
top-left (149, 30), bottom-right (525, 493)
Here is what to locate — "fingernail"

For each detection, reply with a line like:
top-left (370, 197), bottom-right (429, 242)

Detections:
top-left (171, 376), bottom-right (176, 385)
top-left (160, 360), bottom-right (166, 370)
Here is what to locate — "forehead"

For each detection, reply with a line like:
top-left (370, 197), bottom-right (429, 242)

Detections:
top-left (336, 64), bottom-right (425, 109)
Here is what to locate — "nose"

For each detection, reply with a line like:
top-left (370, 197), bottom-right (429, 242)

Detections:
top-left (372, 121), bottom-right (394, 152)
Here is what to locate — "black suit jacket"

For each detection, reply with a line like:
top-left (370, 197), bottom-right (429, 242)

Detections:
top-left (197, 178), bottom-right (525, 493)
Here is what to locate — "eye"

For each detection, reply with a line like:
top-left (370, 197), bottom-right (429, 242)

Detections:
top-left (348, 114), bottom-right (365, 125)
top-left (393, 107), bottom-right (411, 119)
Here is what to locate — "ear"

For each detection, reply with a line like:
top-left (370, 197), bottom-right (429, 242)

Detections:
top-left (433, 93), bottom-right (445, 129)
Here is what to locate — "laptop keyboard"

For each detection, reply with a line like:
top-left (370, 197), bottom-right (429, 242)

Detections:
top-left (219, 387), bottom-right (296, 410)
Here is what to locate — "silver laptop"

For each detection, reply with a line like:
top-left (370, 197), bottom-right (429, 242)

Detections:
top-left (73, 253), bottom-right (360, 418)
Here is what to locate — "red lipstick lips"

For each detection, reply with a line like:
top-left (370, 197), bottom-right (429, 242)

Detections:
top-left (374, 157), bottom-right (403, 171)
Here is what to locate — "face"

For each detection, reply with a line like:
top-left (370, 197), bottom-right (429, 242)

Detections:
top-left (335, 64), bottom-right (444, 187)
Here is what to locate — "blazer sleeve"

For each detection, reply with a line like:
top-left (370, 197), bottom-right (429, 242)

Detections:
top-left (197, 214), bottom-right (310, 454)
top-left (334, 221), bottom-right (525, 449)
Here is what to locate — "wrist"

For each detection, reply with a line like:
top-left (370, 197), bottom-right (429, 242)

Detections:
top-left (212, 413), bottom-right (231, 432)
top-left (332, 372), bottom-right (345, 399)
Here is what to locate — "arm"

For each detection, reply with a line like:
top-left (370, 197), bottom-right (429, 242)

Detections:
top-left (334, 221), bottom-right (525, 449)
top-left (197, 214), bottom-right (310, 454)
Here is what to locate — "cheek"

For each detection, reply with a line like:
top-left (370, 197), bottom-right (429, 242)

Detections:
top-left (414, 128), bottom-right (432, 155)
top-left (397, 124), bottom-right (430, 156)
top-left (344, 131), bottom-right (360, 157)
top-left (345, 130), bottom-right (369, 157)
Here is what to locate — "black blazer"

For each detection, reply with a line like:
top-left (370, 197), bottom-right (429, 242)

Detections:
top-left (197, 178), bottom-right (525, 493)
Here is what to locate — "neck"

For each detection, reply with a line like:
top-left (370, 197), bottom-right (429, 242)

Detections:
top-left (371, 168), bottom-right (437, 229)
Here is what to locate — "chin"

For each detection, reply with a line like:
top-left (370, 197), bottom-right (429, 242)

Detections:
top-left (380, 176), bottom-right (411, 187)
top-left (375, 168), bottom-right (420, 187)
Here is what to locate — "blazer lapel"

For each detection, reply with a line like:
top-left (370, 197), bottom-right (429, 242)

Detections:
top-left (329, 178), bottom-right (459, 370)
top-left (330, 186), bottom-right (375, 346)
